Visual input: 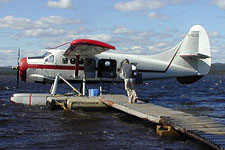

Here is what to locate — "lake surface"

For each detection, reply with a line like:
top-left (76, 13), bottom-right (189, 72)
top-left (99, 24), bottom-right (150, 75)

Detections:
top-left (0, 74), bottom-right (224, 149)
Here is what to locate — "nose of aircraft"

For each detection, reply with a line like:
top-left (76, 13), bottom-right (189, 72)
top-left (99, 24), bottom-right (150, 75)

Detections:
top-left (19, 57), bottom-right (28, 81)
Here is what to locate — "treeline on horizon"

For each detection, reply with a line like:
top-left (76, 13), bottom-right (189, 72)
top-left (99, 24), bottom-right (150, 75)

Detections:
top-left (0, 63), bottom-right (225, 75)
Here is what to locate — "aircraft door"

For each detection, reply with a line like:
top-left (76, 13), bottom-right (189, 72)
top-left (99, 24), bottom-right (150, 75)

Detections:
top-left (84, 58), bottom-right (96, 78)
top-left (97, 59), bottom-right (117, 78)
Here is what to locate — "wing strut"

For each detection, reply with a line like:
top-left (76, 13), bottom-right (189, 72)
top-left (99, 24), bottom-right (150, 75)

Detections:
top-left (75, 55), bottom-right (80, 77)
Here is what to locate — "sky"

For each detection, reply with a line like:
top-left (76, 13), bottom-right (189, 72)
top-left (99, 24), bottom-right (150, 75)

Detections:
top-left (0, 0), bottom-right (225, 66)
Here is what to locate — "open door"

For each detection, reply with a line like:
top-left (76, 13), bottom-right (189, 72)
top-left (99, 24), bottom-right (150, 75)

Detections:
top-left (84, 58), bottom-right (96, 78)
top-left (97, 59), bottom-right (117, 78)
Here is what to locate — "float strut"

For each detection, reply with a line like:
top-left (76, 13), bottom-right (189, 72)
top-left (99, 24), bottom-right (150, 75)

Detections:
top-left (51, 74), bottom-right (82, 96)
top-left (50, 75), bottom-right (59, 95)
top-left (82, 77), bottom-right (86, 95)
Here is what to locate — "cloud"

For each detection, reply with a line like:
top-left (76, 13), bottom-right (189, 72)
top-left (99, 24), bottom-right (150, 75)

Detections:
top-left (66, 34), bottom-right (112, 42)
top-left (208, 31), bottom-right (221, 38)
top-left (24, 28), bottom-right (65, 37)
top-left (147, 42), bottom-right (166, 49)
top-left (88, 34), bottom-right (112, 42)
top-left (146, 12), bottom-right (169, 20)
top-left (114, 0), bottom-right (167, 12)
top-left (114, 0), bottom-right (184, 12)
top-left (0, 49), bottom-right (18, 66)
top-left (0, 49), bottom-right (48, 66)
top-left (210, 0), bottom-right (225, 9)
top-left (211, 47), bottom-right (221, 54)
top-left (154, 42), bottom-right (167, 48)
top-left (0, 0), bottom-right (10, 2)
top-left (0, 15), bottom-right (84, 38)
top-left (113, 27), bottom-right (132, 34)
top-left (0, 15), bottom-right (82, 30)
top-left (210, 44), bottom-right (225, 63)
top-left (47, 0), bottom-right (75, 9)
top-left (0, 16), bottom-right (49, 30)
top-left (109, 27), bottom-right (177, 55)
top-left (40, 16), bottom-right (82, 25)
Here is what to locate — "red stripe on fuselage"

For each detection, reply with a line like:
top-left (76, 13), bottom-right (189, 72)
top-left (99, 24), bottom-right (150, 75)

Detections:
top-left (27, 64), bottom-right (84, 70)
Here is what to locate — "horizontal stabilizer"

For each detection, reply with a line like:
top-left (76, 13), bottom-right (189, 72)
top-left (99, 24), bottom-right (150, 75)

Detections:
top-left (180, 52), bottom-right (210, 59)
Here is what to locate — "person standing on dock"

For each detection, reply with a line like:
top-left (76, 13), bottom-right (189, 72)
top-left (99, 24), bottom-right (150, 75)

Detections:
top-left (120, 59), bottom-right (138, 104)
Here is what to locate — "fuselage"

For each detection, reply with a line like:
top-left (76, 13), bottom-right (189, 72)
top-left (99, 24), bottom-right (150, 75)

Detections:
top-left (19, 48), bottom-right (199, 84)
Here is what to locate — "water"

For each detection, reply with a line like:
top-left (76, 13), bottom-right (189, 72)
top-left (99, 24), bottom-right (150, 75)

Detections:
top-left (0, 74), bottom-right (224, 149)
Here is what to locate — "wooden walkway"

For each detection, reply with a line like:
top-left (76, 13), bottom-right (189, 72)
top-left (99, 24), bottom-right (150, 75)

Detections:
top-left (99, 94), bottom-right (225, 150)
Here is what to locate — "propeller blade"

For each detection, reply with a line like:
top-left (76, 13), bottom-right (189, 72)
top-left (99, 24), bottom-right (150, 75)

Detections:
top-left (16, 48), bottom-right (20, 88)
top-left (17, 48), bottom-right (20, 65)
top-left (16, 69), bottom-right (19, 88)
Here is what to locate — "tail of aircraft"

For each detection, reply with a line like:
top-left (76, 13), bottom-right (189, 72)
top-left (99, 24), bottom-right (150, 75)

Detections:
top-left (175, 25), bottom-right (211, 84)
top-left (144, 25), bottom-right (211, 84)
top-left (171, 25), bottom-right (211, 84)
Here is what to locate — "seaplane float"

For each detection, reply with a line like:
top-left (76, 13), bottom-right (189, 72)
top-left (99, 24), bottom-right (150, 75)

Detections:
top-left (11, 25), bottom-right (211, 106)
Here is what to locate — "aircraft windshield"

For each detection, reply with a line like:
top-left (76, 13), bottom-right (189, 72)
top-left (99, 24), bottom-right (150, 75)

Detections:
top-left (28, 52), bottom-right (52, 59)
top-left (42, 52), bottom-right (51, 58)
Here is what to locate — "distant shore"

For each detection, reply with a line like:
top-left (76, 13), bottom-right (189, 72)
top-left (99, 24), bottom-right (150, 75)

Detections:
top-left (0, 67), bottom-right (17, 75)
top-left (208, 63), bottom-right (225, 74)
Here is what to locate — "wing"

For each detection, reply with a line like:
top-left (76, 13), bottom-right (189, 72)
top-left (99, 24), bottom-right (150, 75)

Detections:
top-left (64, 39), bottom-right (116, 56)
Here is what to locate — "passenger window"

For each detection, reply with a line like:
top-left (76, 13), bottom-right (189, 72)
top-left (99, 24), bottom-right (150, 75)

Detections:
top-left (70, 58), bottom-right (84, 64)
top-left (45, 55), bottom-right (54, 63)
top-left (70, 58), bottom-right (75, 64)
top-left (62, 58), bottom-right (68, 64)
top-left (79, 58), bottom-right (84, 65)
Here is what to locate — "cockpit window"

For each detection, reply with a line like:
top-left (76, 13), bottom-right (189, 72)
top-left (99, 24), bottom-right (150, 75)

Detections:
top-left (28, 52), bottom-right (52, 59)
top-left (45, 55), bottom-right (54, 63)
top-left (42, 52), bottom-right (51, 58)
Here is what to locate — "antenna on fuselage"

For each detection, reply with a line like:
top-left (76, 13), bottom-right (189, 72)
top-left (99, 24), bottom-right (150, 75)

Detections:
top-left (46, 42), bottom-right (70, 50)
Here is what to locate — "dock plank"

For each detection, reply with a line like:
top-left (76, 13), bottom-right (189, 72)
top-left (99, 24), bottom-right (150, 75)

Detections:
top-left (100, 94), bottom-right (225, 150)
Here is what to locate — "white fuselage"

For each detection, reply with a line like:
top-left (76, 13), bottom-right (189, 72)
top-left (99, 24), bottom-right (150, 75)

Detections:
top-left (19, 25), bottom-right (211, 84)
top-left (22, 48), bottom-right (198, 83)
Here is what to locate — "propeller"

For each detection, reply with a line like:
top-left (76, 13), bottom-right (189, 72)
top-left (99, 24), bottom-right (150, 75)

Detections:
top-left (12, 48), bottom-right (20, 88)
top-left (16, 48), bottom-right (20, 88)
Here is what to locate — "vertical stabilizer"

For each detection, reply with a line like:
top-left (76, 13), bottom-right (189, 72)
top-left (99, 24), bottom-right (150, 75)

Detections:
top-left (178, 25), bottom-right (211, 75)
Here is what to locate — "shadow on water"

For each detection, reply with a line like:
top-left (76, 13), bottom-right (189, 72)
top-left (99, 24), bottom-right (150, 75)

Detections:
top-left (0, 74), bottom-right (224, 149)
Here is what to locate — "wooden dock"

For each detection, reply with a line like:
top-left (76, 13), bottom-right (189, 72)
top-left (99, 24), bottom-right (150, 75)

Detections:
top-left (99, 94), bottom-right (225, 150)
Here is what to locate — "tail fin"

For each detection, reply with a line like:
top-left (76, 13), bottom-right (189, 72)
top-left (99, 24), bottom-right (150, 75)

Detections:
top-left (178, 25), bottom-right (211, 74)
top-left (175, 25), bottom-right (211, 84)
top-left (131, 25), bottom-right (211, 84)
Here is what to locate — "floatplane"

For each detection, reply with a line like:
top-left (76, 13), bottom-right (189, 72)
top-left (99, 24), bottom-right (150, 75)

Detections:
top-left (11, 25), bottom-right (211, 106)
